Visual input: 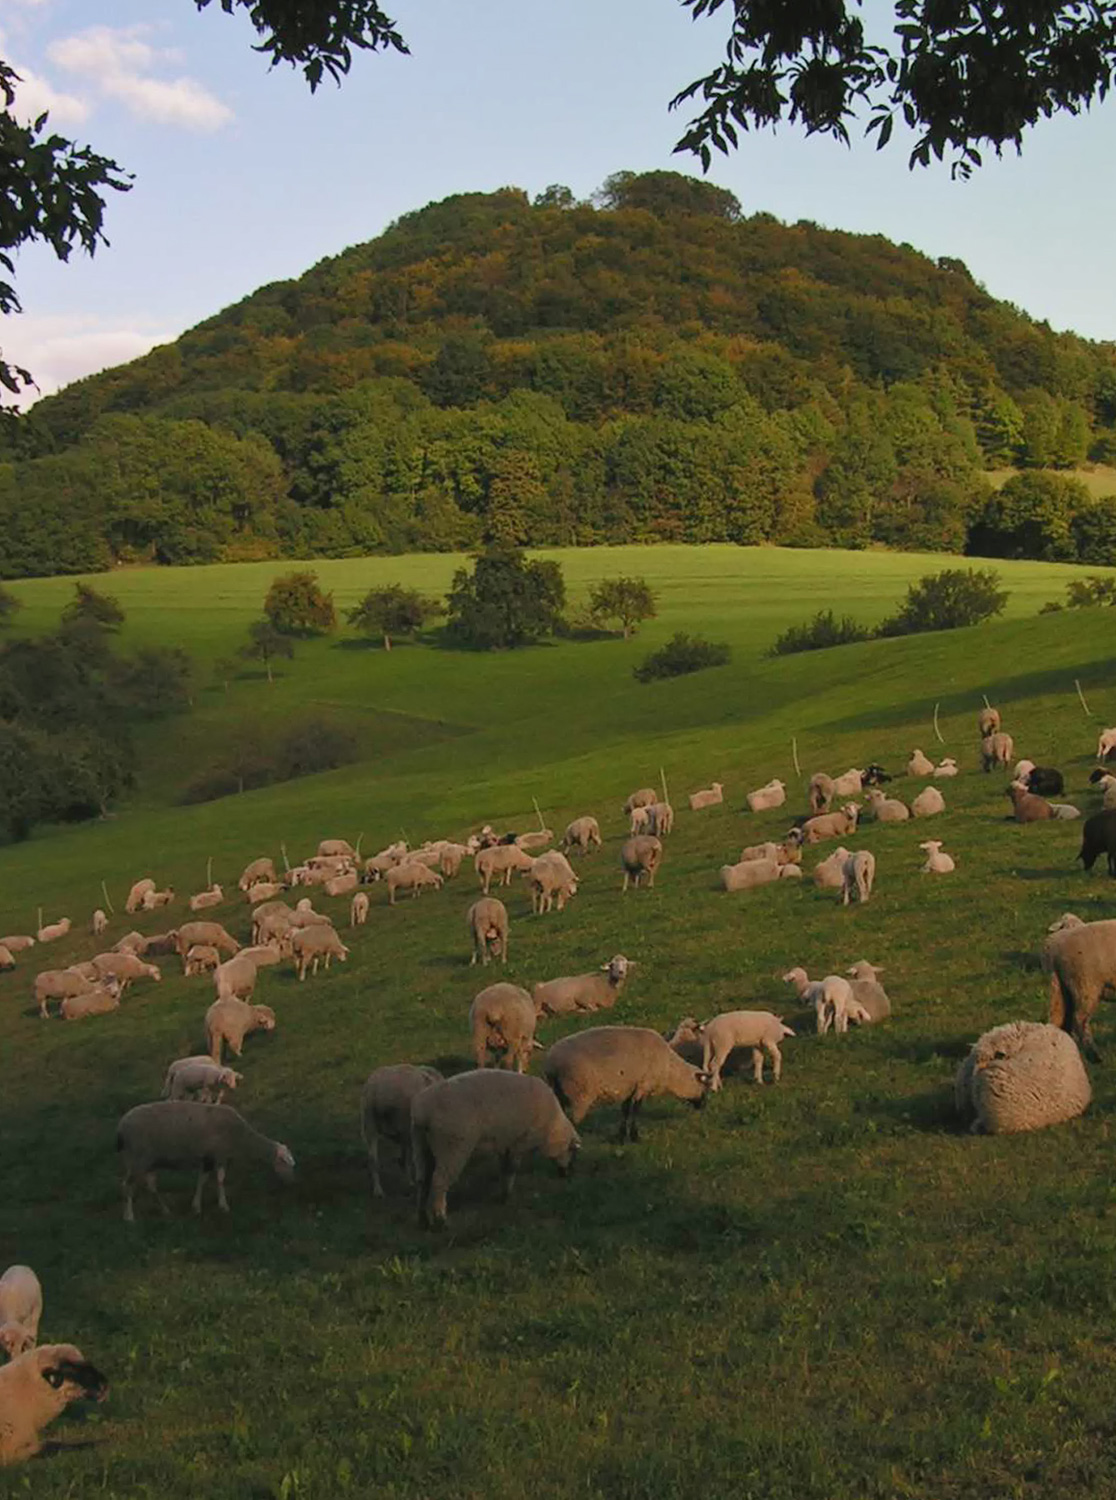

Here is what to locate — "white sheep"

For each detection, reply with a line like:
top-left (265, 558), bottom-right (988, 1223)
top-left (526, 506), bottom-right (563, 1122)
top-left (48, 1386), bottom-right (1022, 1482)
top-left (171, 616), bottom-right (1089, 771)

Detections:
top-left (91, 952), bottom-right (161, 991)
top-left (469, 982), bottom-right (540, 1072)
top-left (981, 731), bottom-right (1014, 771)
top-left (238, 857), bottom-right (277, 892)
top-left (175, 922), bottom-right (239, 960)
top-left (387, 862), bottom-right (444, 905)
top-left (34, 969), bottom-right (96, 1019)
top-left (0, 945), bottom-right (13, 972)
top-left (350, 891), bottom-right (370, 927)
top-left (864, 788), bottom-right (910, 822)
top-left (141, 887), bottom-right (175, 910)
top-left (1096, 727), bottom-right (1116, 761)
top-left (213, 954), bottom-right (259, 1003)
top-left (533, 955), bottom-right (634, 1017)
top-left (691, 781), bottom-right (726, 811)
top-left (1048, 803), bottom-right (1081, 820)
top-left (955, 1022), bottom-right (1091, 1134)
top-left (690, 1010), bottom-right (795, 1088)
top-left (911, 785), bottom-right (945, 818)
top-left (782, 966), bottom-right (855, 1036)
top-left (474, 843), bottom-right (534, 893)
top-left (0, 935), bottom-right (34, 954)
top-left (720, 858), bottom-right (801, 891)
top-left (525, 850), bottom-right (579, 914)
top-left (205, 998), bottom-right (276, 1062)
top-left (651, 801), bottom-right (674, 835)
top-left (60, 987), bottom-right (121, 1021)
top-left (162, 1057), bottom-right (243, 1103)
top-left (184, 944), bottom-right (220, 977)
top-left (561, 816), bottom-right (602, 854)
top-left (845, 960), bottom-right (891, 1021)
top-left (919, 839), bottom-right (955, 873)
top-left (832, 768), bottom-right (865, 798)
top-left (978, 706), bottom-right (1001, 737)
top-left (360, 1064), bottom-right (443, 1197)
top-left (0, 1344), bottom-right (108, 1464)
top-left (907, 749), bottom-right (935, 777)
top-left (808, 772), bottom-right (835, 813)
top-left (467, 897), bottom-right (509, 966)
top-left (0, 1266), bottom-right (43, 1358)
top-left (542, 1025), bottom-right (710, 1141)
top-left (35, 917), bottom-right (71, 943)
top-left (801, 803), bottom-right (860, 843)
top-left (620, 835), bottom-right (662, 891)
top-left (841, 849), bottom-right (875, 904)
top-left (189, 885), bottom-right (223, 912)
top-left (124, 878), bottom-right (156, 914)
top-left (1013, 758), bottom-right (1036, 781)
top-left (623, 787), bottom-right (658, 814)
top-left (932, 757), bottom-right (959, 778)
top-left (90, 909), bottom-right (107, 937)
top-left (744, 779), bottom-right (783, 813)
top-left (630, 805), bottom-right (655, 835)
top-left (116, 1101), bottom-right (294, 1219)
top-left (290, 925), bottom-right (349, 980)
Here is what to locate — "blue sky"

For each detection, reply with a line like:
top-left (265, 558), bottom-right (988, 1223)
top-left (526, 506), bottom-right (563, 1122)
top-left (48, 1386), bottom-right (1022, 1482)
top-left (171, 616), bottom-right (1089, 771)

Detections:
top-left (3, 0), bottom-right (1114, 400)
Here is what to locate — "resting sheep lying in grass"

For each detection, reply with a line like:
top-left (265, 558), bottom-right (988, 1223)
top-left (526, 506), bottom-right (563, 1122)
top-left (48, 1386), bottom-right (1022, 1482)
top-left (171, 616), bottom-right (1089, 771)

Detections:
top-left (36, 918), bottom-right (71, 944)
top-left (720, 858), bottom-right (801, 891)
top-left (0, 1344), bottom-right (108, 1464)
top-left (469, 983), bottom-right (540, 1073)
top-left (691, 781), bottom-right (725, 810)
top-left (0, 946), bottom-right (13, 972)
top-left (543, 1026), bottom-right (710, 1142)
top-left (933, 757), bottom-right (959, 778)
top-left (205, 998), bottom-right (276, 1062)
top-left (411, 1070), bottom-right (580, 1229)
top-left (162, 1057), bottom-right (242, 1103)
top-left (744, 780), bottom-right (783, 813)
top-left (0, 935), bottom-right (34, 955)
top-left (533, 955), bottom-right (633, 1017)
top-left (467, 897), bottom-right (509, 966)
top-left (0, 1265), bottom-right (42, 1358)
top-left (864, 789), bottom-right (910, 823)
top-left (682, 1010), bottom-right (795, 1088)
top-left (60, 987), bottom-right (120, 1021)
top-left (911, 786), bottom-right (945, 818)
top-left (782, 966), bottom-right (855, 1035)
top-left (955, 1022), bottom-right (1091, 1134)
top-left (920, 840), bottom-right (955, 873)
top-left (360, 1064), bottom-right (443, 1198)
top-left (907, 749), bottom-right (935, 777)
top-left (845, 960), bottom-right (891, 1021)
top-left (801, 804), bottom-right (860, 843)
top-left (189, 885), bottom-right (223, 912)
top-left (1006, 784), bottom-right (1053, 822)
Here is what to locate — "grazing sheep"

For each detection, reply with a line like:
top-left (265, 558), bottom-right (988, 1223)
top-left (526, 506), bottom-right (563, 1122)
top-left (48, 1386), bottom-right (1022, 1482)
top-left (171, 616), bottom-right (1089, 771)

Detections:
top-left (0, 1266), bottom-right (42, 1358)
top-left (1026, 766), bottom-right (1065, 797)
top-left (125, 878), bottom-right (156, 914)
top-left (116, 1101), bottom-right (294, 1220)
top-left (533, 955), bottom-right (634, 1017)
top-left (955, 1021), bottom-right (1090, 1134)
top-left (0, 935), bottom-right (34, 954)
top-left (833, 768), bottom-right (865, 797)
top-left (360, 1064), bottom-right (443, 1197)
top-left (474, 843), bottom-right (533, 893)
top-left (933, 757), bottom-right (959, 778)
top-left (1044, 917), bottom-right (1116, 1059)
top-left (845, 960), bottom-right (891, 1021)
top-left (36, 918), bottom-right (71, 944)
top-left (978, 706), bottom-right (1001, 737)
top-left (864, 789), bottom-right (910, 823)
top-left (691, 781), bottom-right (725, 811)
top-left (623, 787), bottom-right (658, 814)
top-left (907, 749), bottom-right (935, 777)
top-left (1006, 784), bottom-right (1053, 823)
top-left (841, 849), bottom-right (875, 904)
top-left (288, 905), bottom-right (333, 929)
top-left (467, 897), bottom-right (509, 966)
top-left (693, 1011), bottom-right (795, 1088)
top-left (561, 816), bottom-right (602, 854)
top-left (813, 846), bottom-right (853, 891)
top-left (91, 953), bottom-right (161, 991)
top-left (1096, 727), bottom-right (1116, 762)
top-left (386, 862), bottom-right (443, 905)
top-left (911, 785), bottom-right (946, 818)
top-left (162, 1057), bottom-right (242, 1103)
top-left (141, 887), bottom-right (175, 910)
top-left (469, 983), bottom-right (539, 1073)
top-left (290, 925), bottom-right (349, 980)
top-left (437, 842), bottom-right (472, 878)
top-left (110, 931), bottom-right (146, 956)
top-left (189, 885), bottom-right (223, 912)
top-left (650, 801), bottom-right (674, 835)
top-left (34, 969), bottom-right (95, 1020)
top-left (720, 858), bottom-right (801, 891)
top-left (808, 772), bottom-right (835, 814)
top-left (90, 909), bottom-right (107, 937)
top-left (801, 803), bottom-right (860, 842)
top-left (238, 857), bottom-right (277, 892)
top-left (981, 732), bottom-right (1014, 771)
top-left (919, 839), bottom-right (955, 873)
top-left (525, 851), bottom-right (579, 914)
top-left (0, 945), bottom-right (13, 972)
top-left (630, 805), bottom-right (655, 835)
top-left (543, 1026), bottom-right (710, 1141)
top-left (411, 1070), bottom-right (580, 1228)
top-left (175, 922), bottom-right (239, 960)
top-left (60, 987), bottom-right (121, 1021)
top-left (620, 835), bottom-right (662, 891)
top-left (350, 892), bottom-right (369, 927)
top-left (205, 998), bottom-right (277, 1062)
top-left (1078, 809), bottom-right (1116, 876)
top-left (252, 908), bottom-right (293, 949)
top-left (0, 1344), bottom-right (108, 1464)
top-left (744, 780), bottom-right (783, 813)
top-left (213, 955), bottom-right (259, 1003)
top-left (782, 966), bottom-right (855, 1036)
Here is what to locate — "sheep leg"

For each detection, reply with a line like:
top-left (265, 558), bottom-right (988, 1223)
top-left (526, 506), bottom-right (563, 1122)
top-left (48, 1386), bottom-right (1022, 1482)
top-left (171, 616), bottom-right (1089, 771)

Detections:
top-left (192, 1170), bottom-right (209, 1214)
top-left (768, 1041), bottom-right (782, 1082)
top-left (412, 1133), bottom-right (435, 1226)
top-left (368, 1137), bottom-right (384, 1198)
top-left (500, 1151), bottom-right (519, 1201)
top-left (215, 1167), bottom-right (229, 1213)
top-left (622, 872), bottom-right (630, 893)
top-left (122, 1173), bottom-right (137, 1223)
top-left (752, 1047), bottom-right (765, 1084)
top-left (145, 1171), bottom-right (170, 1217)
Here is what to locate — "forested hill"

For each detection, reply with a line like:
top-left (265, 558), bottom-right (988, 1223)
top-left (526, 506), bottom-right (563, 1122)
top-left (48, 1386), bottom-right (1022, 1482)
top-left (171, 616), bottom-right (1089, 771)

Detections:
top-left (3, 170), bottom-right (1115, 576)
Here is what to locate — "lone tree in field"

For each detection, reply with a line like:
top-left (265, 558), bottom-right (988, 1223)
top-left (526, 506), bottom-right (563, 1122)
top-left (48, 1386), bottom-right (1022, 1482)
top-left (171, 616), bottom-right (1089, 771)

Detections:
top-left (346, 584), bottom-right (441, 650)
top-left (445, 545), bottom-right (566, 649)
top-left (588, 576), bottom-right (658, 639)
top-left (240, 619), bottom-right (295, 684)
top-left (877, 568), bottom-right (1008, 637)
top-left (263, 570), bottom-right (336, 635)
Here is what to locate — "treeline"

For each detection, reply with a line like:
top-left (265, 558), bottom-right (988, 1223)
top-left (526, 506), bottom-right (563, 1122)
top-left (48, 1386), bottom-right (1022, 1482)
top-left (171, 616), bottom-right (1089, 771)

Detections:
top-left (2, 172), bottom-right (1115, 575)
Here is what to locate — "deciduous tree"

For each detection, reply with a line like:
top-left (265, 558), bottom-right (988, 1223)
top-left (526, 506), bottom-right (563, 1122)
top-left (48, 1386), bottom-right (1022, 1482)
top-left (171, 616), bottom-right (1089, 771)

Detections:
top-left (263, 570), bottom-right (336, 634)
top-left (346, 583), bottom-right (440, 649)
top-left (445, 545), bottom-right (566, 649)
top-left (240, 618), bottom-right (295, 683)
top-left (588, 576), bottom-right (658, 638)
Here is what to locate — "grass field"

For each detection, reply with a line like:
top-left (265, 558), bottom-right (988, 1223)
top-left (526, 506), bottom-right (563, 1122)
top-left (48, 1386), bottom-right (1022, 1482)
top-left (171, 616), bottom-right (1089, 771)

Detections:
top-left (1, 544), bottom-right (1115, 1499)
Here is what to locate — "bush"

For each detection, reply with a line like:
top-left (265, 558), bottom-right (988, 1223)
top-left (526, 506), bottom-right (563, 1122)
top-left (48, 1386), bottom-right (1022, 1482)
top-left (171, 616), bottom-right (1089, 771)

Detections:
top-left (445, 546), bottom-right (565, 649)
top-left (180, 716), bottom-right (359, 805)
top-left (876, 568), bottom-right (1008, 637)
top-left (633, 632), bottom-right (731, 682)
top-left (768, 610), bottom-right (871, 657)
top-left (1064, 575), bottom-right (1116, 608)
top-left (263, 570), bottom-right (336, 634)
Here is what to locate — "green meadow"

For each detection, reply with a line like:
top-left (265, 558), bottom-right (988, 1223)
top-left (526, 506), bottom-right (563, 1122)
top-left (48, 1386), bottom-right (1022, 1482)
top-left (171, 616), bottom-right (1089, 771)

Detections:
top-left (1, 544), bottom-right (1115, 1499)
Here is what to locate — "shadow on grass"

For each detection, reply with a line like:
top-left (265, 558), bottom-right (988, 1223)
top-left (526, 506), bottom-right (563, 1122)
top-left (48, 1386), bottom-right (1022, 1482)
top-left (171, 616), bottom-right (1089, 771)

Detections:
top-left (870, 1082), bottom-right (960, 1134)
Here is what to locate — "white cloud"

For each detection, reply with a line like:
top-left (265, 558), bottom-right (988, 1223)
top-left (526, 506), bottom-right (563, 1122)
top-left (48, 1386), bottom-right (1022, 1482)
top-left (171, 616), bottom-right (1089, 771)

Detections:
top-left (8, 65), bottom-right (90, 126)
top-left (0, 315), bottom-right (176, 405)
top-left (48, 24), bottom-right (232, 132)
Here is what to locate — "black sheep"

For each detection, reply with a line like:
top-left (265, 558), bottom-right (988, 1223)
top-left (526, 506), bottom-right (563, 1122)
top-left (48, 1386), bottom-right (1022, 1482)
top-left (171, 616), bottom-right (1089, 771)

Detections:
top-left (862, 763), bottom-right (891, 787)
top-left (1078, 809), bottom-right (1116, 877)
top-left (1026, 766), bottom-right (1064, 797)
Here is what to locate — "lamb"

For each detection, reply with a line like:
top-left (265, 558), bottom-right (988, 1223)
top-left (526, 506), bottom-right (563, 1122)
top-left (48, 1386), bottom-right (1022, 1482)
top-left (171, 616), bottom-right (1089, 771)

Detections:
top-left (1006, 784), bottom-right (1053, 823)
top-left (34, 969), bottom-right (95, 1020)
top-left (141, 887), bottom-right (175, 910)
top-left (175, 922), bottom-right (239, 960)
top-left (782, 966), bottom-right (855, 1036)
top-left (933, 757), bottom-right (959, 778)
top-left (324, 871), bottom-right (359, 898)
top-left (116, 1101), bottom-right (294, 1220)
top-left (845, 960), bottom-right (891, 1021)
top-left (864, 789), bottom-right (910, 823)
top-left (125, 878), bottom-right (156, 913)
top-left (474, 843), bottom-right (533, 893)
top-left (360, 1064), bottom-right (443, 1197)
top-left (411, 1070), bottom-right (580, 1228)
top-left (808, 772), bottom-right (835, 814)
top-left (290, 925), bottom-right (349, 980)
top-left (0, 935), bottom-right (34, 954)
top-left (542, 1026), bottom-right (710, 1141)
top-left (650, 801), bottom-right (674, 835)
top-left (720, 858), bottom-right (801, 891)
top-left (744, 780), bottom-right (783, 813)
top-left (0, 946), bottom-right (13, 972)
top-left (213, 954), bottom-right (259, 1003)
top-left (205, 998), bottom-right (277, 1062)
top-left (91, 952), bottom-right (161, 990)
top-left (350, 891), bottom-right (370, 927)
top-left (955, 1021), bottom-right (1091, 1134)
top-left (162, 1057), bottom-right (242, 1103)
top-left (692, 1010), bottom-right (795, 1088)
top-left (469, 982), bottom-right (540, 1073)
top-left (525, 850), bottom-right (578, 914)
top-left (812, 846), bottom-right (852, 891)
top-left (630, 805), bottom-right (655, 835)
top-left (60, 986), bottom-right (121, 1020)
top-left (318, 838), bottom-right (355, 858)
top-left (35, 917), bottom-right (71, 943)
top-left (1044, 917), bottom-right (1116, 1059)
top-left (907, 749), bottom-right (935, 777)
top-left (981, 731), bottom-right (1014, 771)
top-left (620, 835), bottom-right (662, 891)
top-left (841, 849), bottom-right (876, 904)
top-left (238, 857), bottom-right (277, 892)
top-left (533, 954), bottom-right (634, 1017)
top-left (1078, 809), bottom-right (1116, 876)
top-left (561, 816), bottom-right (602, 854)
top-left (623, 787), bottom-right (658, 814)
top-left (1096, 727), bottom-right (1116, 762)
top-left (90, 908), bottom-right (107, 937)
top-left (189, 885), bottom-right (223, 912)
top-left (801, 803), bottom-right (860, 842)
top-left (0, 1344), bottom-right (108, 1464)
top-left (467, 897), bottom-right (509, 966)
top-left (978, 706), bottom-right (1001, 737)
top-left (691, 781), bottom-right (726, 811)
top-left (0, 1266), bottom-right (42, 1357)
top-left (919, 839), bottom-right (955, 873)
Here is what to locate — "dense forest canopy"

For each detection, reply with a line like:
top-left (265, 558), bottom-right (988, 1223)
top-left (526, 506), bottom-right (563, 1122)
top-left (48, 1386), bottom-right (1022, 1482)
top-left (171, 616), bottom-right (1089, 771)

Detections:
top-left (2, 170), bottom-right (1114, 575)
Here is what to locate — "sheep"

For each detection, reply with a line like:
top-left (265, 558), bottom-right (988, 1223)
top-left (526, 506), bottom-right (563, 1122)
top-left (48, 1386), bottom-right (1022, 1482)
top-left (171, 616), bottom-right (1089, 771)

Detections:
top-left (385, 861), bottom-right (443, 905)
top-left (782, 966), bottom-right (855, 1036)
top-left (1006, 784), bottom-right (1053, 823)
top-left (533, 954), bottom-right (634, 1017)
top-left (0, 1266), bottom-right (42, 1358)
top-left (691, 781), bottom-right (726, 811)
top-left (813, 846), bottom-right (853, 890)
top-left (981, 731), bottom-right (1014, 771)
top-left (143, 930), bottom-right (180, 956)
top-left (60, 986), bottom-right (121, 1021)
top-left (650, 801), bottom-right (674, 835)
top-left (744, 780), bottom-right (783, 813)
top-left (864, 788), bottom-right (910, 823)
top-left (955, 1021), bottom-right (1091, 1134)
top-left (1049, 913), bottom-right (1085, 933)
top-left (362, 847), bottom-right (406, 881)
top-left (933, 757), bottom-right (959, 778)
top-left (189, 885), bottom-right (223, 912)
top-left (720, 858), bottom-right (801, 891)
top-left (841, 849), bottom-right (875, 904)
top-left (35, 917), bottom-right (71, 944)
top-left (801, 803), bottom-right (860, 842)
top-left (350, 891), bottom-right (369, 927)
top-left (360, 1064), bottom-right (443, 1197)
top-left (693, 1011), bottom-right (795, 1088)
top-left (808, 772), bottom-right (835, 814)
top-left (184, 944), bottom-right (220, 978)
top-left (437, 842), bottom-right (471, 878)
top-left (213, 954), bottom-right (259, 1003)
top-left (411, 1070), bottom-right (580, 1228)
top-left (162, 1057), bottom-right (242, 1103)
top-left (1078, 809), bottom-right (1116, 876)
top-left (561, 816), bottom-right (601, 854)
top-left (90, 908), bottom-right (107, 937)
top-left (833, 768), bottom-right (865, 797)
top-left (238, 857), bottom-right (277, 892)
top-left (116, 1100), bottom-right (294, 1220)
top-left (630, 804), bottom-right (655, 835)
top-left (1096, 727), bottom-right (1116, 762)
top-left (111, 931), bottom-right (147, 956)
top-left (525, 850), bottom-right (579, 914)
top-left (515, 829), bottom-right (554, 853)
top-left (474, 843), bottom-right (533, 893)
top-left (289, 925), bottom-right (349, 980)
top-left (620, 834), bottom-right (662, 891)
top-left (919, 839), bottom-right (955, 873)
top-left (317, 838), bottom-right (355, 858)
top-left (175, 922), bottom-right (239, 960)
top-left (1026, 766), bottom-right (1065, 797)
top-left (91, 952), bottom-right (161, 991)
top-left (125, 878), bottom-right (156, 914)
top-left (907, 749), bottom-right (935, 777)
top-left (978, 706), bottom-right (1001, 737)
top-left (623, 787), bottom-right (658, 814)
top-left (0, 935), bottom-right (34, 954)
top-left (1048, 803), bottom-right (1081, 820)
top-left (324, 871), bottom-right (359, 898)
top-left (236, 944), bottom-right (284, 969)
top-left (739, 840), bottom-right (782, 864)
top-left (1013, 758), bottom-right (1036, 781)
top-left (0, 1344), bottom-right (108, 1464)
top-left (845, 960), bottom-right (891, 1021)
top-left (287, 906), bottom-right (334, 930)
top-left (0, 945), bottom-right (13, 972)
top-left (205, 998), bottom-right (277, 1062)
top-left (252, 908), bottom-right (293, 949)
top-left (862, 764), bottom-right (892, 787)
top-left (542, 1026), bottom-right (710, 1142)
top-left (467, 897), bottom-right (509, 966)
top-left (33, 969), bottom-right (95, 1020)
top-left (911, 785), bottom-right (945, 818)
top-left (141, 887), bottom-right (175, 910)
top-left (469, 983), bottom-right (540, 1073)
top-left (1044, 917), bottom-right (1116, 1059)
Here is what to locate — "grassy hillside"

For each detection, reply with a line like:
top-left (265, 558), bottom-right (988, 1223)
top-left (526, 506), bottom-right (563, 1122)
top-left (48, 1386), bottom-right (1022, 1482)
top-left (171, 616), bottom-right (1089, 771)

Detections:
top-left (1, 547), bottom-right (1115, 1498)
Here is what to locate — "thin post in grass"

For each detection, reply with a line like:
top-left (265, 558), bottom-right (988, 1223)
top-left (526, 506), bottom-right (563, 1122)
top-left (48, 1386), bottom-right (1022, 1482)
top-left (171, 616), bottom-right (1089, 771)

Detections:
top-left (982, 693), bottom-right (992, 710)
top-left (356, 832), bottom-right (364, 857)
top-left (933, 703), bottom-right (945, 744)
top-left (532, 798), bottom-right (545, 831)
top-left (281, 842), bottom-right (290, 874)
top-left (36, 907), bottom-right (42, 935)
top-left (206, 856), bottom-right (213, 889)
top-left (791, 737), bottom-right (801, 779)
top-left (101, 881), bottom-right (114, 915)
top-left (659, 766), bottom-right (669, 803)
top-left (1074, 679), bottom-right (1092, 717)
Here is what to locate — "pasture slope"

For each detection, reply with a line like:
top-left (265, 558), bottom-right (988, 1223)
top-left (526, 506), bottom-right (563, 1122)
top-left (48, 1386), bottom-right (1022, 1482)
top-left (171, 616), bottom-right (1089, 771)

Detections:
top-left (1, 543), bottom-right (1115, 1500)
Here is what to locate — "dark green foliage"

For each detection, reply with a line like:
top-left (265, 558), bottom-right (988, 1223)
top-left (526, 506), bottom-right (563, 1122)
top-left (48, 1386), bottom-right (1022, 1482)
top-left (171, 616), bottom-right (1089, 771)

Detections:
top-left (108, 647), bottom-right (193, 718)
top-left (180, 715), bottom-right (358, 803)
top-left (445, 546), bottom-right (566, 648)
top-left (876, 567), bottom-right (1008, 637)
top-left (346, 584), bottom-right (440, 649)
top-left (768, 610), bottom-right (872, 657)
top-left (1064, 575), bottom-right (1116, 608)
top-left (588, 576), bottom-right (658, 638)
top-left (633, 631), bottom-right (731, 681)
top-left (263, 570), bottom-right (336, 634)
top-left (1071, 503), bottom-right (1116, 567)
top-left (967, 472), bottom-right (1089, 562)
top-left (0, 582), bottom-right (20, 625)
top-left (61, 580), bottom-right (125, 631)
top-left (240, 618), bottom-right (296, 682)
top-left (596, 169), bottom-right (741, 221)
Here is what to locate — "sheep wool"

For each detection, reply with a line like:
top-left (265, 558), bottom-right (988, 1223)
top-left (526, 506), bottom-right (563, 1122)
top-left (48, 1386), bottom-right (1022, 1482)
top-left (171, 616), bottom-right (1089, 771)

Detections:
top-left (360, 1064), bottom-right (443, 1198)
top-left (955, 1022), bottom-right (1090, 1134)
top-left (0, 1266), bottom-right (42, 1358)
top-left (543, 1025), bottom-right (709, 1141)
top-left (0, 1345), bottom-right (108, 1464)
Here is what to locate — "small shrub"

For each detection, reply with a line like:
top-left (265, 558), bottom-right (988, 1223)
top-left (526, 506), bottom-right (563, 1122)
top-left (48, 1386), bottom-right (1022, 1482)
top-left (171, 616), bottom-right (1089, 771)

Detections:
top-left (273, 718), bottom-right (359, 779)
top-left (180, 716), bottom-right (359, 805)
top-left (1064, 575), bottom-right (1116, 608)
top-left (876, 567), bottom-right (1008, 637)
top-left (633, 632), bottom-right (731, 682)
top-left (768, 610), bottom-right (871, 657)
top-left (588, 576), bottom-right (658, 638)
top-left (264, 570), bottom-right (336, 635)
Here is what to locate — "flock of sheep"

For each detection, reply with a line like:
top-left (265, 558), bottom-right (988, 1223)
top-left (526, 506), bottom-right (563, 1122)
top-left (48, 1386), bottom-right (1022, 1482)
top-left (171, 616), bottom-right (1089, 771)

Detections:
top-left (2, 712), bottom-right (1115, 1463)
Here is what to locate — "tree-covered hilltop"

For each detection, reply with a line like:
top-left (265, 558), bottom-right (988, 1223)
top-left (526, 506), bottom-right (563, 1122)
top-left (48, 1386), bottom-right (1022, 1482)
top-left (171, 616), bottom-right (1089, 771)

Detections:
top-left (3, 171), bottom-right (1114, 576)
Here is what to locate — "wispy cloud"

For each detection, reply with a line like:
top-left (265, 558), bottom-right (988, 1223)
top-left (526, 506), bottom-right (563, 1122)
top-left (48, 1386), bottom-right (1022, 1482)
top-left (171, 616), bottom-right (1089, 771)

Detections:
top-left (8, 64), bottom-right (90, 126)
top-left (48, 24), bottom-right (233, 132)
top-left (0, 315), bottom-right (176, 405)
